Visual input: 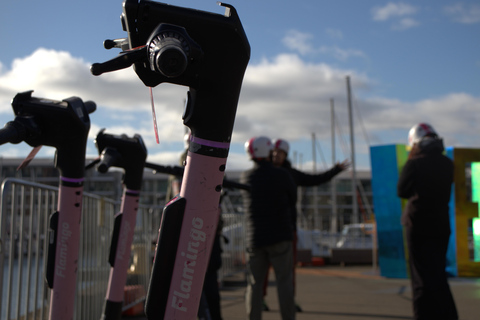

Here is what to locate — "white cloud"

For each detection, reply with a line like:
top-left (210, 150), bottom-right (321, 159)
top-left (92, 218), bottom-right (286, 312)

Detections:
top-left (0, 48), bottom-right (187, 113)
top-left (0, 48), bottom-right (191, 168)
top-left (235, 54), bottom-right (370, 146)
top-left (444, 3), bottom-right (480, 24)
top-left (372, 2), bottom-right (420, 30)
top-left (88, 123), bottom-right (161, 151)
top-left (1, 48), bottom-right (479, 172)
top-left (282, 30), bottom-right (315, 55)
top-left (393, 17), bottom-right (420, 30)
top-left (0, 48), bottom-right (188, 141)
top-left (144, 150), bottom-right (187, 168)
top-left (372, 2), bottom-right (418, 21)
top-left (0, 146), bottom-right (25, 158)
top-left (318, 46), bottom-right (366, 61)
top-left (325, 28), bottom-right (343, 40)
top-left (282, 30), bottom-right (366, 61)
top-left (361, 93), bottom-right (480, 147)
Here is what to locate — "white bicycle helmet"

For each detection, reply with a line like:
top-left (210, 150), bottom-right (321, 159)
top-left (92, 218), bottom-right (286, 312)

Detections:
top-left (273, 138), bottom-right (290, 154)
top-left (245, 136), bottom-right (273, 159)
top-left (408, 123), bottom-right (438, 147)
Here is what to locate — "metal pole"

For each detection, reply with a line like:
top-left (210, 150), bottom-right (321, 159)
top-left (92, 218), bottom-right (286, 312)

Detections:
top-left (346, 76), bottom-right (358, 224)
top-left (311, 133), bottom-right (319, 253)
top-left (312, 133), bottom-right (319, 230)
top-left (330, 98), bottom-right (338, 233)
top-left (312, 132), bottom-right (317, 173)
top-left (298, 153), bottom-right (305, 230)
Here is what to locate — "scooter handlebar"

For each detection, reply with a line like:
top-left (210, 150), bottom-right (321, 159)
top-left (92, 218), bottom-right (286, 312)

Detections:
top-left (3, 90), bottom-right (96, 178)
top-left (94, 129), bottom-right (147, 190)
top-left (0, 121), bottom-right (28, 145)
top-left (92, 0), bottom-right (250, 142)
top-left (97, 147), bottom-right (122, 173)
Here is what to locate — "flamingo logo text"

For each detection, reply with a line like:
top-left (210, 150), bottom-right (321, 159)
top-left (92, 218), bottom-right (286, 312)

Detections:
top-left (171, 217), bottom-right (206, 312)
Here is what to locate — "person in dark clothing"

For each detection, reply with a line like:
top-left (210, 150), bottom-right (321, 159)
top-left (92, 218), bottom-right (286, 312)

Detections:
top-left (261, 138), bottom-right (349, 312)
top-left (272, 138), bottom-right (350, 228)
top-left (397, 123), bottom-right (458, 320)
top-left (241, 136), bottom-right (297, 320)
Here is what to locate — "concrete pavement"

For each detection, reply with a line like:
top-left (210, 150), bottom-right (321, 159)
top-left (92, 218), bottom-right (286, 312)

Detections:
top-left (125, 265), bottom-right (480, 320)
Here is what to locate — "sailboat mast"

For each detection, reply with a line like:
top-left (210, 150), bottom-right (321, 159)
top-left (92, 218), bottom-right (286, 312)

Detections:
top-left (330, 98), bottom-right (338, 232)
top-left (311, 132), bottom-right (319, 230)
top-left (346, 76), bottom-right (359, 224)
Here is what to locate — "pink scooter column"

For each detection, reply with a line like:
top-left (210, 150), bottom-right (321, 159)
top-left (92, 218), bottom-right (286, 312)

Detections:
top-left (0, 90), bottom-right (95, 320)
top-left (48, 178), bottom-right (85, 320)
top-left (90, 1), bottom-right (250, 318)
top-left (90, 129), bottom-right (148, 320)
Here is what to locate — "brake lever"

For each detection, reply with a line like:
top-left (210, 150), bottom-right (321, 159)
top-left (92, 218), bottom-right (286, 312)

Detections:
top-left (90, 46), bottom-right (147, 76)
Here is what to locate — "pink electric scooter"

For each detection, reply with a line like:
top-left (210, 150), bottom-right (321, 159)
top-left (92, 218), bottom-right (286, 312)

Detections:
top-left (85, 132), bottom-right (248, 320)
top-left (86, 129), bottom-right (147, 320)
top-left (91, 0), bottom-right (250, 318)
top-left (0, 90), bottom-right (96, 320)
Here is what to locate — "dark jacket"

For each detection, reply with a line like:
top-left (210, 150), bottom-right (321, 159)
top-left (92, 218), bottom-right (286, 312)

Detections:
top-left (281, 160), bottom-right (344, 229)
top-left (240, 160), bottom-right (297, 248)
top-left (282, 160), bottom-right (344, 187)
top-left (397, 138), bottom-right (453, 236)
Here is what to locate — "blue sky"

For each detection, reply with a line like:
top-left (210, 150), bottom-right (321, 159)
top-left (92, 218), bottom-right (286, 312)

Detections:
top-left (1, 0), bottom-right (479, 172)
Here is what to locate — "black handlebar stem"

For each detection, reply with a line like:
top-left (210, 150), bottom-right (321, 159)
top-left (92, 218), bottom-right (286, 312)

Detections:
top-left (94, 129), bottom-right (148, 190)
top-left (92, 0), bottom-right (250, 143)
top-left (7, 91), bottom-right (95, 178)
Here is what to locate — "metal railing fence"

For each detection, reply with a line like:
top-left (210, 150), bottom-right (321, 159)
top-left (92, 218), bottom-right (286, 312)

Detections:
top-left (1, 178), bottom-right (57, 320)
top-left (0, 179), bottom-right (151, 320)
top-left (219, 213), bottom-right (246, 282)
top-left (0, 178), bottom-right (247, 320)
top-left (0, 177), bottom-right (375, 320)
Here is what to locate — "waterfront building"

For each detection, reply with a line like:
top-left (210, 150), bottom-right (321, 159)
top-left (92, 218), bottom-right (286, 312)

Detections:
top-left (0, 158), bottom-right (373, 232)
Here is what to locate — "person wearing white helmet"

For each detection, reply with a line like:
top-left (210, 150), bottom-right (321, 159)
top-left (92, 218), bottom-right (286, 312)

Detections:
top-left (272, 139), bottom-right (290, 166)
top-left (398, 123), bottom-right (458, 320)
top-left (407, 122), bottom-right (437, 149)
top-left (241, 136), bottom-right (297, 320)
top-left (265, 138), bottom-right (349, 312)
top-left (244, 136), bottom-right (274, 160)
top-left (272, 138), bottom-right (350, 173)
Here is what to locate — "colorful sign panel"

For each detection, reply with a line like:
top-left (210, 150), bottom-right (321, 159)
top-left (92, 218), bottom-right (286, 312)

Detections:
top-left (370, 145), bottom-right (480, 278)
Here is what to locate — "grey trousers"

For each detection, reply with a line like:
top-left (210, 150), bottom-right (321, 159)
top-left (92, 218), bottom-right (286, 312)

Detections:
top-left (245, 241), bottom-right (295, 320)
